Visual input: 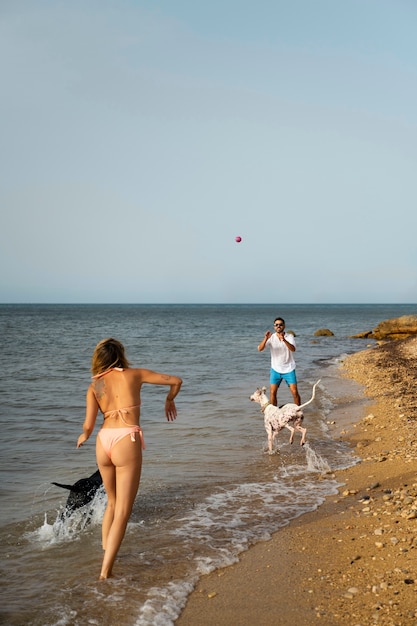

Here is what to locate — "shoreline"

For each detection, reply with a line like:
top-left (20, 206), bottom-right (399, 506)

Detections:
top-left (176, 336), bottom-right (417, 625)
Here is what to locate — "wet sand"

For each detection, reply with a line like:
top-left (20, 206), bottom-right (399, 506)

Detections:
top-left (176, 336), bottom-right (417, 626)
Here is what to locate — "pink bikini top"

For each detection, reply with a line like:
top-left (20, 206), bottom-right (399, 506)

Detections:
top-left (92, 367), bottom-right (141, 422)
top-left (103, 405), bottom-right (141, 422)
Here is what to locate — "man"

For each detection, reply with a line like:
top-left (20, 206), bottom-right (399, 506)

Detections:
top-left (258, 317), bottom-right (301, 407)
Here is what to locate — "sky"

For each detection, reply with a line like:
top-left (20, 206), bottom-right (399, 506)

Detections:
top-left (1, 0), bottom-right (416, 304)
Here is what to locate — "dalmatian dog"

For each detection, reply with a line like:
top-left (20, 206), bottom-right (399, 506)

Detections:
top-left (250, 380), bottom-right (321, 453)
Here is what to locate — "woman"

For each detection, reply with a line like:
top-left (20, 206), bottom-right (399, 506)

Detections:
top-left (77, 338), bottom-right (182, 579)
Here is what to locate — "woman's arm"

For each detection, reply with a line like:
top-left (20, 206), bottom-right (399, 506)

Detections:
top-left (139, 370), bottom-right (183, 422)
top-left (77, 385), bottom-right (99, 448)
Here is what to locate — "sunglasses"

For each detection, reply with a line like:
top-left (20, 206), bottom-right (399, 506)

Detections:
top-left (274, 323), bottom-right (284, 327)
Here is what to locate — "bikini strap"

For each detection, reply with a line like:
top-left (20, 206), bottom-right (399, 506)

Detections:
top-left (133, 426), bottom-right (146, 450)
top-left (92, 367), bottom-right (124, 380)
top-left (103, 405), bottom-right (141, 425)
top-left (103, 408), bottom-right (129, 422)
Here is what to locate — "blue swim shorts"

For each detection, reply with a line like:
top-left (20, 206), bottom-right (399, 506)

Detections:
top-left (270, 368), bottom-right (297, 386)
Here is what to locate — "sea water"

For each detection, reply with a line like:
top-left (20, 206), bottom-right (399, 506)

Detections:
top-left (0, 303), bottom-right (415, 625)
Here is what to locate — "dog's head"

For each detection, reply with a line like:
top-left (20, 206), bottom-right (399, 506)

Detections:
top-left (249, 387), bottom-right (268, 403)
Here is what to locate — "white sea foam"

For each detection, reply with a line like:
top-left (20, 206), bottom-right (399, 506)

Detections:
top-left (135, 580), bottom-right (196, 626)
top-left (131, 470), bottom-right (341, 626)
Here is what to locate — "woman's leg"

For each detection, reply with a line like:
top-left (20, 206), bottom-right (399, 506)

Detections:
top-left (96, 437), bottom-right (116, 550)
top-left (99, 435), bottom-right (142, 579)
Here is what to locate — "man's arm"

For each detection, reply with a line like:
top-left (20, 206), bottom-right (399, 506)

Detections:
top-left (258, 331), bottom-right (271, 351)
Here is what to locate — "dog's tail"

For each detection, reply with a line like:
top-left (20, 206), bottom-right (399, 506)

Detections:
top-left (51, 482), bottom-right (75, 491)
top-left (298, 379), bottom-right (321, 410)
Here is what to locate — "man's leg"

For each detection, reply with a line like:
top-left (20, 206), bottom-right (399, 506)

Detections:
top-left (270, 382), bottom-right (280, 406)
top-left (289, 383), bottom-right (301, 406)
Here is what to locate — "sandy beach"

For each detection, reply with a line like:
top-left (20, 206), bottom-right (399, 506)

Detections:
top-left (177, 336), bottom-right (417, 626)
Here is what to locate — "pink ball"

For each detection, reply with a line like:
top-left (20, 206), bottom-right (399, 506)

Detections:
top-left (235, 236), bottom-right (242, 243)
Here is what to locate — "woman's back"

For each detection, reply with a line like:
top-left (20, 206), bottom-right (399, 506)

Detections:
top-left (92, 368), bottom-right (142, 425)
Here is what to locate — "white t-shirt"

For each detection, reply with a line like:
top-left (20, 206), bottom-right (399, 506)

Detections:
top-left (266, 332), bottom-right (296, 373)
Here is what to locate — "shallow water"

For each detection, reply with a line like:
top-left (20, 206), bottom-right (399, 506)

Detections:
top-left (0, 303), bottom-right (414, 625)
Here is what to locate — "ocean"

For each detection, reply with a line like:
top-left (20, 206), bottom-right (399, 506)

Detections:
top-left (1, 303), bottom-right (415, 626)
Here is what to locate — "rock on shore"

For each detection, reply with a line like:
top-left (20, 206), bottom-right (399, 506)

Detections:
top-left (351, 313), bottom-right (417, 340)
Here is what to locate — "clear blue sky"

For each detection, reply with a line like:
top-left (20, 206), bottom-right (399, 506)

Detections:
top-left (1, 0), bottom-right (416, 303)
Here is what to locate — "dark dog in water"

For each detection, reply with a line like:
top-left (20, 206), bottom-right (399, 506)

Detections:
top-left (52, 469), bottom-right (103, 516)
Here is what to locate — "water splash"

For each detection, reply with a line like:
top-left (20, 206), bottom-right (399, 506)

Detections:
top-left (304, 443), bottom-right (331, 474)
top-left (25, 489), bottom-right (106, 546)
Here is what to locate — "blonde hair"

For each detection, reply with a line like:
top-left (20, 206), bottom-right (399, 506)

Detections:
top-left (91, 338), bottom-right (131, 375)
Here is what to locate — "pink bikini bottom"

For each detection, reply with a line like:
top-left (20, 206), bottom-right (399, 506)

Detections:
top-left (98, 426), bottom-right (145, 460)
